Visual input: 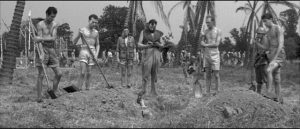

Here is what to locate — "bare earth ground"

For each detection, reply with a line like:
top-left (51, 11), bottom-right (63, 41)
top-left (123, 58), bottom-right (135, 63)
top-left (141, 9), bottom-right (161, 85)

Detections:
top-left (0, 62), bottom-right (299, 128)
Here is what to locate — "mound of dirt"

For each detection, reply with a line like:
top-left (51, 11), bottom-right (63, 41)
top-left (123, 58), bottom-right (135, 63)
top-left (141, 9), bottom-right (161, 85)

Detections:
top-left (168, 88), bottom-right (292, 128)
top-left (157, 87), bottom-right (295, 128)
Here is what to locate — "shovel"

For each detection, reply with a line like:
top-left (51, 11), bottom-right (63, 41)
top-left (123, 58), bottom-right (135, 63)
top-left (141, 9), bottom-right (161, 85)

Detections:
top-left (65, 32), bottom-right (113, 89)
top-left (36, 43), bottom-right (57, 99)
top-left (29, 18), bottom-right (57, 99)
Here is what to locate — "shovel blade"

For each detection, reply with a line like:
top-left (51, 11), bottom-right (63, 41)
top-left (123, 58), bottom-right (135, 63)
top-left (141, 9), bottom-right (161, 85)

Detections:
top-left (47, 90), bottom-right (57, 99)
top-left (63, 85), bottom-right (80, 93)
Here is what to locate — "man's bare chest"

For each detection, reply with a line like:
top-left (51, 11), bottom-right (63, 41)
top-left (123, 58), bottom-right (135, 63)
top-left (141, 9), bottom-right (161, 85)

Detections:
top-left (205, 29), bottom-right (218, 40)
top-left (82, 29), bottom-right (97, 39)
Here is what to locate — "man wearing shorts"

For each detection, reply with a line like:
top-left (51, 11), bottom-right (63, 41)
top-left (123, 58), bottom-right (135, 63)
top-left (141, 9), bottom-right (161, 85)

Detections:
top-left (200, 15), bottom-right (222, 96)
top-left (250, 26), bottom-right (268, 94)
top-left (262, 13), bottom-right (286, 103)
top-left (34, 7), bottom-right (62, 103)
top-left (73, 14), bottom-right (100, 90)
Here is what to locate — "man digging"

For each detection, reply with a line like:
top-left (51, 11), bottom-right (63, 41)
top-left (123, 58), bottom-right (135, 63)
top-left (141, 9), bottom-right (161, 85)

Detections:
top-left (73, 14), bottom-right (100, 91)
top-left (34, 7), bottom-right (62, 103)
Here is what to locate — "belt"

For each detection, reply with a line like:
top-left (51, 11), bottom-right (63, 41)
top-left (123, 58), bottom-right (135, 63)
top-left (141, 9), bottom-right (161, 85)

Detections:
top-left (41, 41), bottom-right (55, 48)
top-left (79, 45), bottom-right (95, 49)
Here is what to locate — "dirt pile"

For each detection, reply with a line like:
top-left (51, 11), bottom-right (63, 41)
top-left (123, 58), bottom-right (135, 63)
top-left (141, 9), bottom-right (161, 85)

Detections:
top-left (44, 87), bottom-right (140, 117)
top-left (160, 87), bottom-right (296, 128)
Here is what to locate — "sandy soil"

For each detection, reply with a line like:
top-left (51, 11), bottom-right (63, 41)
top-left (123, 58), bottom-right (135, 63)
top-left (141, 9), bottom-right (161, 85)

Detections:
top-left (0, 62), bottom-right (299, 128)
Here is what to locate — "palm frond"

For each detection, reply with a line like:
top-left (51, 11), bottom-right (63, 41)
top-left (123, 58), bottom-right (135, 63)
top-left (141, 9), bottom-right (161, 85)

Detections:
top-left (236, 6), bottom-right (252, 13)
top-left (183, 1), bottom-right (191, 10)
top-left (137, 1), bottom-right (147, 24)
top-left (267, 6), bottom-right (283, 26)
top-left (194, 1), bottom-right (203, 27)
top-left (187, 7), bottom-right (196, 32)
top-left (167, 1), bottom-right (186, 20)
top-left (152, 1), bottom-right (171, 31)
top-left (207, 1), bottom-right (216, 18)
top-left (183, 8), bottom-right (189, 35)
top-left (268, 1), bottom-right (300, 10)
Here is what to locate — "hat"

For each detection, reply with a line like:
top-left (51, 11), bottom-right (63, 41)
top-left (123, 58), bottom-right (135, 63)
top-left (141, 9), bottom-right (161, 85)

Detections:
top-left (256, 27), bottom-right (266, 34)
top-left (148, 19), bottom-right (157, 24)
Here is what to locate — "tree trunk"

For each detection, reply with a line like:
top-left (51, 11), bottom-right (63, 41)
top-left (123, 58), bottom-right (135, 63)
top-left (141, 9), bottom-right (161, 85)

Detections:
top-left (192, 1), bottom-right (207, 56)
top-left (125, 1), bottom-right (134, 28)
top-left (174, 30), bottom-right (186, 66)
top-left (0, 1), bottom-right (25, 85)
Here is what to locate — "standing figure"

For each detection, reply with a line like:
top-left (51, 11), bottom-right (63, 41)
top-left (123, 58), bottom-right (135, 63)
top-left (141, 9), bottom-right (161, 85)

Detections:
top-left (33, 7), bottom-right (62, 103)
top-left (250, 26), bottom-right (268, 94)
top-left (136, 19), bottom-right (167, 105)
top-left (70, 49), bottom-right (76, 67)
top-left (200, 16), bottom-right (222, 96)
top-left (116, 27), bottom-right (137, 88)
top-left (107, 50), bottom-right (113, 66)
top-left (262, 13), bottom-right (286, 103)
top-left (73, 14), bottom-right (100, 90)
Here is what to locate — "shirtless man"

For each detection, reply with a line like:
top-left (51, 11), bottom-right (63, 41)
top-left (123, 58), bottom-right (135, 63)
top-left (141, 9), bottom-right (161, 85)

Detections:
top-left (73, 14), bottom-right (100, 90)
top-left (33, 7), bottom-right (62, 103)
top-left (200, 16), bottom-right (222, 96)
top-left (262, 13), bottom-right (286, 103)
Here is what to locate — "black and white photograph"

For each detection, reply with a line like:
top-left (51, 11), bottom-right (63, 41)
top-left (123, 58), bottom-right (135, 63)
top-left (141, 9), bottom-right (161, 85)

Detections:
top-left (0, 0), bottom-right (300, 128)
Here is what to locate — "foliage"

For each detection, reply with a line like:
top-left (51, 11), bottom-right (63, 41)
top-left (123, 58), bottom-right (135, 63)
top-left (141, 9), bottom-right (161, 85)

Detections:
top-left (280, 8), bottom-right (300, 60)
top-left (98, 5), bottom-right (128, 52)
top-left (230, 27), bottom-right (247, 53)
top-left (219, 37), bottom-right (234, 52)
top-left (57, 23), bottom-right (73, 38)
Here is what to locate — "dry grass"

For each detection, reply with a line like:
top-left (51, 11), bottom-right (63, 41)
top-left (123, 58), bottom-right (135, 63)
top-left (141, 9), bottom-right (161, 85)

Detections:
top-left (0, 62), bottom-right (299, 128)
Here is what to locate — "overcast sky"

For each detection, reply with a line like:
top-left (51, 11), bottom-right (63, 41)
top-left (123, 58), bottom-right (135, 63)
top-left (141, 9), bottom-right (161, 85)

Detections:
top-left (0, 1), bottom-right (299, 44)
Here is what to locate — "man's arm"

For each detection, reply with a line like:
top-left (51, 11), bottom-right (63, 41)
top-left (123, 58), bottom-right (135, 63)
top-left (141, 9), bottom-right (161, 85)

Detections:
top-left (255, 36), bottom-right (267, 49)
top-left (132, 37), bottom-right (137, 61)
top-left (153, 36), bottom-right (166, 48)
top-left (35, 22), bottom-right (44, 57)
top-left (34, 22), bottom-right (58, 42)
top-left (73, 29), bottom-right (82, 45)
top-left (116, 37), bottom-right (120, 61)
top-left (205, 29), bottom-right (222, 48)
top-left (271, 26), bottom-right (284, 62)
top-left (137, 30), bottom-right (151, 49)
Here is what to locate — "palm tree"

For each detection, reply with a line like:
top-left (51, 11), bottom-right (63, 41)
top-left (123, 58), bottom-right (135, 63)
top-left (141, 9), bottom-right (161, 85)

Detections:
top-left (236, 1), bottom-right (300, 68)
top-left (0, 1), bottom-right (25, 84)
top-left (236, 1), bottom-right (300, 84)
top-left (124, 1), bottom-right (171, 39)
top-left (168, 1), bottom-right (216, 56)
